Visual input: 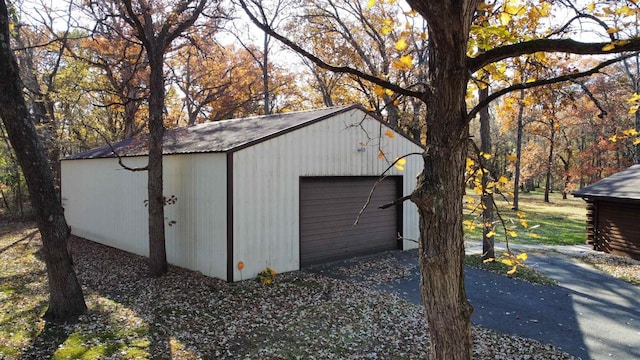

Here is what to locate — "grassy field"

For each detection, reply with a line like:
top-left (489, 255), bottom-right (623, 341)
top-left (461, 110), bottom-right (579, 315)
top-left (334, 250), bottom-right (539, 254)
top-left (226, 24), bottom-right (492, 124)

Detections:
top-left (464, 190), bottom-right (588, 246)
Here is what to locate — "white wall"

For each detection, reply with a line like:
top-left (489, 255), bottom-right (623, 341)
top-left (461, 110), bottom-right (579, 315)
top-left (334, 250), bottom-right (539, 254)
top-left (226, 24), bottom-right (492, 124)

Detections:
top-left (231, 108), bottom-right (422, 281)
top-left (61, 153), bottom-right (228, 280)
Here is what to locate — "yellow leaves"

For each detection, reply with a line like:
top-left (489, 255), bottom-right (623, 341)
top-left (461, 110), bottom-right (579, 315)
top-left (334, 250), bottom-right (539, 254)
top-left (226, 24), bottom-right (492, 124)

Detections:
top-left (602, 40), bottom-right (630, 52)
top-left (480, 152), bottom-right (492, 160)
top-left (586, 2), bottom-right (596, 13)
top-left (392, 55), bottom-right (413, 71)
top-left (395, 157), bottom-right (406, 171)
top-left (498, 176), bottom-right (509, 185)
top-left (530, 233), bottom-right (540, 239)
top-left (464, 220), bottom-right (476, 232)
top-left (507, 230), bottom-right (518, 238)
top-left (606, 27), bottom-right (620, 34)
top-left (629, 105), bottom-right (638, 115)
top-left (519, 219), bottom-right (529, 228)
top-left (501, 258), bottom-right (514, 266)
top-left (378, 150), bottom-right (385, 159)
top-left (499, 12), bottom-right (512, 26)
top-left (602, 43), bottom-right (616, 51)
top-left (395, 38), bottom-right (408, 51)
top-left (466, 158), bottom-right (475, 168)
top-left (483, 257), bottom-right (495, 264)
top-left (516, 211), bottom-right (525, 219)
top-left (486, 229), bottom-right (496, 238)
top-left (623, 129), bottom-right (638, 137)
top-left (516, 253), bottom-right (528, 261)
top-left (507, 265), bottom-right (518, 275)
top-left (384, 129), bottom-right (395, 139)
top-left (381, 18), bottom-right (394, 35)
top-left (506, 153), bottom-right (518, 162)
top-left (609, 134), bottom-right (618, 142)
top-left (627, 93), bottom-right (640, 103)
top-left (367, 0), bottom-right (376, 9)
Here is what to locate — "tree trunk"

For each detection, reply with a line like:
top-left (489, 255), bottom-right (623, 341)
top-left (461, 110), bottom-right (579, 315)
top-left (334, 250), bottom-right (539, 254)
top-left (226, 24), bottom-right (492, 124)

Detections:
top-left (0, 0), bottom-right (86, 321)
top-left (263, 32), bottom-right (271, 115)
top-left (512, 88), bottom-right (525, 210)
top-left (544, 121), bottom-right (555, 203)
top-left (408, 2), bottom-right (476, 358)
top-left (479, 84), bottom-right (494, 260)
top-left (147, 46), bottom-right (168, 277)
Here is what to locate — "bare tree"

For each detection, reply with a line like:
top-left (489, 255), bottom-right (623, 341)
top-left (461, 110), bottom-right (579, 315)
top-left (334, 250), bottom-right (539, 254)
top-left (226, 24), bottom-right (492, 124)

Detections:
top-left (0, 0), bottom-right (86, 321)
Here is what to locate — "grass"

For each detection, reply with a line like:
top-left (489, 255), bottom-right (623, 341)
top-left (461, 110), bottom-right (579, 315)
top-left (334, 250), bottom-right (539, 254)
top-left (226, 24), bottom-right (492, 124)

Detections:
top-left (464, 254), bottom-right (557, 286)
top-left (464, 190), bottom-right (588, 246)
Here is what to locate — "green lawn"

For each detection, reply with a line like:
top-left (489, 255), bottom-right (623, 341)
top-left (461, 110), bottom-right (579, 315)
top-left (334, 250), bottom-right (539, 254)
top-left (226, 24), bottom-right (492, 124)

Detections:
top-left (464, 190), bottom-right (588, 246)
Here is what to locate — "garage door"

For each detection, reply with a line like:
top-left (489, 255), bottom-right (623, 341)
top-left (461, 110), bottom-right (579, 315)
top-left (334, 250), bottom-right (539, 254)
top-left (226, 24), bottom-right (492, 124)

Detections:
top-left (300, 176), bottom-right (400, 266)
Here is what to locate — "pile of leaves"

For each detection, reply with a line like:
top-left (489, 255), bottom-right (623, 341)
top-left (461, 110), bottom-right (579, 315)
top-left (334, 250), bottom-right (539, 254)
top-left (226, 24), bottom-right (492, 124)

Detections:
top-left (1, 223), bottom-right (576, 359)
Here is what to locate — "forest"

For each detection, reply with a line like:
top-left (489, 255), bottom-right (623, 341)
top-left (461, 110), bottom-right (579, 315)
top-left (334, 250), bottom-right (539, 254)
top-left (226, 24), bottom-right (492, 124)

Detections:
top-left (1, 0), bottom-right (638, 217)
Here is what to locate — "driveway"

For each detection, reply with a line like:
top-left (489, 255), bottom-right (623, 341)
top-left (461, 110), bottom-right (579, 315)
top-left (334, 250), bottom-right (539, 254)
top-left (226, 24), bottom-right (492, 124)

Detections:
top-left (307, 246), bottom-right (640, 360)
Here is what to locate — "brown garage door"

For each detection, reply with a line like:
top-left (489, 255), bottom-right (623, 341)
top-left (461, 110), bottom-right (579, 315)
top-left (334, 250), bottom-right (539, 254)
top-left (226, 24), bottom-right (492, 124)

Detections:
top-left (300, 176), bottom-right (400, 266)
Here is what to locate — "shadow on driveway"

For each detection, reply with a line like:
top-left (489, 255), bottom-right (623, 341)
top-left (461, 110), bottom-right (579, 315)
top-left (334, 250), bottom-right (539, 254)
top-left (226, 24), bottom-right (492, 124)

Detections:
top-left (307, 249), bottom-right (640, 360)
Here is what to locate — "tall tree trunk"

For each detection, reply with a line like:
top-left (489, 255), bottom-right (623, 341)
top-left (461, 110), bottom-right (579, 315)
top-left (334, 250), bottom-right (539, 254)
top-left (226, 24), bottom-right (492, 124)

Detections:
top-left (512, 88), bottom-right (525, 210)
top-left (544, 121), bottom-right (555, 203)
top-left (479, 85), bottom-right (494, 260)
top-left (409, 3), bottom-right (476, 358)
top-left (263, 32), bottom-right (271, 115)
top-left (0, 0), bottom-right (86, 320)
top-left (147, 46), bottom-right (167, 277)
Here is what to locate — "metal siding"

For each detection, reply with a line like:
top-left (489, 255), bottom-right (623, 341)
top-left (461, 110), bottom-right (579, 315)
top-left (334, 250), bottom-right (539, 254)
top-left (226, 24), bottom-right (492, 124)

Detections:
top-left (61, 157), bottom-right (148, 255)
top-left (61, 153), bottom-right (228, 280)
top-left (232, 108), bottom-right (422, 281)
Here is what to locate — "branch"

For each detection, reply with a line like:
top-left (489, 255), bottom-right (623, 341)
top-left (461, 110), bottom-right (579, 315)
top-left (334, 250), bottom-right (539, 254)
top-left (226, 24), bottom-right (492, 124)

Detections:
top-left (379, 194), bottom-right (412, 209)
top-left (237, 0), bottom-right (427, 100)
top-left (467, 53), bottom-right (638, 121)
top-left (82, 123), bottom-right (148, 172)
top-left (468, 38), bottom-right (640, 73)
top-left (569, 79), bottom-right (607, 118)
top-left (353, 152), bottom-right (423, 225)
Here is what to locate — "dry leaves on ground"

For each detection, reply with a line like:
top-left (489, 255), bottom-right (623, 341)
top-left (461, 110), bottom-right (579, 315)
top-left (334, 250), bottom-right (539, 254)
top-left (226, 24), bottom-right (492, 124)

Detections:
top-left (2, 223), bottom-right (578, 359)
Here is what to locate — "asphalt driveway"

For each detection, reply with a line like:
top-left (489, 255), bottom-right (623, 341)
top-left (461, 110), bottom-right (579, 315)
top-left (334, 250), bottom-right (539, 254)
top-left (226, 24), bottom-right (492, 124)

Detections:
top-left (307, 247), bottom-right (640, 360)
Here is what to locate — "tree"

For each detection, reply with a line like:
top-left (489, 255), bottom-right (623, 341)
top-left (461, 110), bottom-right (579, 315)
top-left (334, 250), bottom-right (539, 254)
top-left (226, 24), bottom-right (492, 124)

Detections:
top-left (88, 0), bottom-right (215, 276)
top-left (241, 0), bottom-right (640, 358)
top-left (0, 0), bottom-right (86, 321)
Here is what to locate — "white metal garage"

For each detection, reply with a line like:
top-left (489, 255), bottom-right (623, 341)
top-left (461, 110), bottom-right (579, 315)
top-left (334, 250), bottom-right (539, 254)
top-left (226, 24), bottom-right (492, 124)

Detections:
top-left (61, 105), bottom-right (423, 281)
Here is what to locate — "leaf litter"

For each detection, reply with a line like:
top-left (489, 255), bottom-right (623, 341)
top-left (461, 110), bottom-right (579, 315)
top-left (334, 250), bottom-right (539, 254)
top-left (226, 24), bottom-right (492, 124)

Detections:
top-left (0, 222), bottom-right (588, 359)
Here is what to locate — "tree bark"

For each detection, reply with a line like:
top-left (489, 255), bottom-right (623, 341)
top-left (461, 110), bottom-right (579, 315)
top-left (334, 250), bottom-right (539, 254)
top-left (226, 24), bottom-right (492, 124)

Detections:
top-left (408, 2), bottom-right (477, 358)
top-left (544, 120), bottom-right (555, 203)
top-left (479, 83), bottom-right (494, 260)
top-left (0, 0), bottom-right (86, 321)
top-left (512, 89), bottom-right (525, 210)
top-left (147, 44), bottom-right (168, 277)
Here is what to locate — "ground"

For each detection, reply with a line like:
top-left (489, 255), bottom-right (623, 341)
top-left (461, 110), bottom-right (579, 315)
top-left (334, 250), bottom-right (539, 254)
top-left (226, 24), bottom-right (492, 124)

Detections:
top-left (0, 221), bottom-right (588, 359)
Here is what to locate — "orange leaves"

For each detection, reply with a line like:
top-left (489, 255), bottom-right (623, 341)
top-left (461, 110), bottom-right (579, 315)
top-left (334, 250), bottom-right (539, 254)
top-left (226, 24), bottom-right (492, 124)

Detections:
top-left (384, 129), bottom-right (395, 139)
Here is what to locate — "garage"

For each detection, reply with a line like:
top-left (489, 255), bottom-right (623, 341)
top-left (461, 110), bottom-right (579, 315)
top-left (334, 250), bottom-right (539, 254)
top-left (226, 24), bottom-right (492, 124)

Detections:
top-left (300, 176), bottom-right (400, 266)
top-left (62, 104), bottom-right (422, 281)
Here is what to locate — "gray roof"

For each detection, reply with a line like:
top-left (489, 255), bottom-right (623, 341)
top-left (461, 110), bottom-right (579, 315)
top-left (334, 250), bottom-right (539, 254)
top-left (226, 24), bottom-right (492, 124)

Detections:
top-left (572, 164), bottom-right (640, 201)
top-left (65, 105), bottom-right (361, 160)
